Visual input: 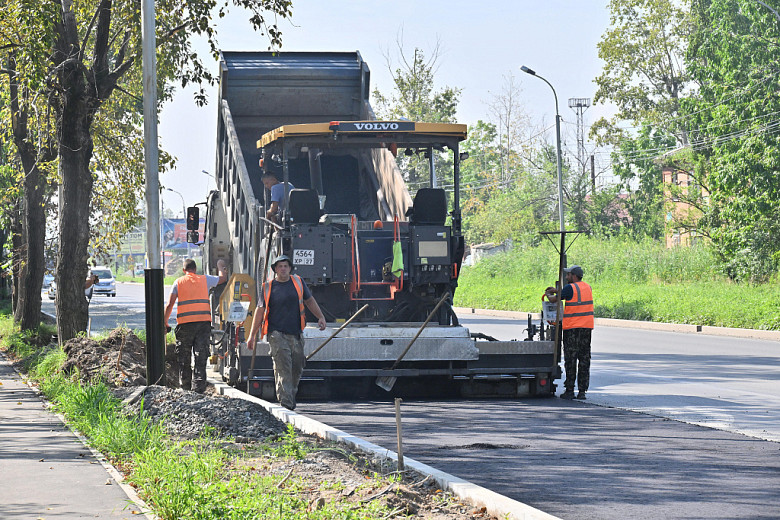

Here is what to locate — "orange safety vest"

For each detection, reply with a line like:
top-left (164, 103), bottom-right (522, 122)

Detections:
top-left (562, 281), bottom-right (594, 330)
top-left (176, 273), bottom-right (212, 324)
top-left (261, 274), bottom-right (306, 338)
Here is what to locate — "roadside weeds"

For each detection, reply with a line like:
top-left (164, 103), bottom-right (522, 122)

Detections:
top-left (0, 312), bottom-right (499, 520)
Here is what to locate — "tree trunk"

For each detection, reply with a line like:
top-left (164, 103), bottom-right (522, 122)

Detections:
top-left (11, 199), bottom-right (22, 313)
top-left (7, 56), bottom-right (50, 331)
top-left (0, 226), bottom-right (6, 299)
top-left (12, 147), bottom-right (47, 332)
top-left (55, 77), bottom-right (94, 342)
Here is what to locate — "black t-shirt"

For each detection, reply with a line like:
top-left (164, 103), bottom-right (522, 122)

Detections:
top-left (262, 276), bottom-right (311, 336)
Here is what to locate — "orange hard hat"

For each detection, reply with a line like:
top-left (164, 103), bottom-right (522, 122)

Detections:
top-left (373, 220), bottom-right (384, 229)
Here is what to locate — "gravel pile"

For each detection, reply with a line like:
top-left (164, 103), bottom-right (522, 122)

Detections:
top-left (113, 385), bottom-right (286, 441)
top-left (60, 329), bottom-right (177, 387)
top-left (59, 328), bottom-right (285, 442)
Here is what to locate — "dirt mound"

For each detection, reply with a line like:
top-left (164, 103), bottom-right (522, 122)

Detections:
top-left (61, 329), bottom-right (177, 387)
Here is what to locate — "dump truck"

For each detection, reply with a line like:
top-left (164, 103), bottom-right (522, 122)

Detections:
top-left (196, 51), bottom-right (560, 399)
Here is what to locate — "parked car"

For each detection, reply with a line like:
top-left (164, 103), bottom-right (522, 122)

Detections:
top-left (89, 266), bottom-right (116, 297)
top-left (48, 268), bottom-right (117, 299)
top-left (42, 273), bottom-right (54, 290)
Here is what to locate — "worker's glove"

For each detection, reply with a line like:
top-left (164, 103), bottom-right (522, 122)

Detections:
top-left (166, 325), bottom-right (172, 333)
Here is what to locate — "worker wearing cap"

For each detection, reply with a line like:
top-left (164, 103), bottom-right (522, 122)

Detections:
top-left (248, 254), bottom-right (327, 410)
top-left (545, 265), bottom-right (594, 400)
top-left (164, 258), bottom-right (227, 392)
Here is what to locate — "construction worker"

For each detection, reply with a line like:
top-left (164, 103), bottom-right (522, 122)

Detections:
top-left (164, 258), bottom-right (227, 392)
top-left (545, 265), bottom-right (594, 400)
top-left (84, 271), bottom-right (99, 302)
top-left (261, 171), bottom-right (294, 222)
top-left (247, 254), bottom-right (327, 410)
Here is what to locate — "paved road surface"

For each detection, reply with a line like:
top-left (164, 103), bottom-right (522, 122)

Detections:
top-left (298, 315), bottom-right (780, 519)
top-left (298, 398), bottom-right (780, 520)
top-left (458, 314), bottom-right (780, 443)
top-left (42, 282), bottom-right (156, 334)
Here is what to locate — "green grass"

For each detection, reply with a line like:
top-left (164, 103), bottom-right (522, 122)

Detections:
top-left (0, 305), bottom-right (56, 367)
top-left (456, 237), bottom-right (780, 330)
top-left (0, 307), bottom-right (405, 520)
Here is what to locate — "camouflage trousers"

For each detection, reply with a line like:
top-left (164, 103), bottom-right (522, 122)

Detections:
top-left (562, 328), bottom-right (592, 392)
top-left (174, 321), bottom-right (211, 393)
top-left (267, 330), bottom-right (306, 410)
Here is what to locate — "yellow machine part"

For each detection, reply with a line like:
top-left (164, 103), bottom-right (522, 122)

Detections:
top-left (218, 273), bottom-right (258, 331)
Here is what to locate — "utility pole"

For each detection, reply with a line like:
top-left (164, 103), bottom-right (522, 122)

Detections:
top-left (142, 0), bottom-right (165, 386)
top-left (568, 98), bottom-right (591, 179)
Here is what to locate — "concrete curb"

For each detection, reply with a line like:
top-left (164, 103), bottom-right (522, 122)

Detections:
top-left (210, 377), bottom-right (560, 520)
top-left (453, 307), bottom-right (780, 341)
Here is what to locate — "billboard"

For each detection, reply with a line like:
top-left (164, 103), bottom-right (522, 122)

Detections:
top-left (115, 219), bottom-right (206, 254)
top-left (163, 218), bottom-right (206, 249)
top-left (120, 231), bottom-right (146, 253)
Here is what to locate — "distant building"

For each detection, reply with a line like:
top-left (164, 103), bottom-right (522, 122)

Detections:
top-left (465, 240), bottom-right (513, 266)
top-left (662, 167), bottom-right (707, 248)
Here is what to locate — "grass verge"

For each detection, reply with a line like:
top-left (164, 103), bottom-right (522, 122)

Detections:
top-left (0, 308), bottom-right (416, 520)
top-left (456, 237), bottom-right (779, 330)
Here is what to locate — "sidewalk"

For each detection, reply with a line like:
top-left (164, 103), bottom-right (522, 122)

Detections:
top-left (0, 351), bottom-right (151, 519)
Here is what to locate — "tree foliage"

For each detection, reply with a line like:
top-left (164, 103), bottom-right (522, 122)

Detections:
top-left (458, 76), bottom-right (567, 247)
top-left (594, 0), bottom-right (780, 281)
top-left (486, 73), bottom-right (533, 187)
top-left (372, 42), bottom-right (461, 188)
top-left (593, 0), bottom-right (695, 147)
top-left (685, 0), bottom-right (780, 281)
top-left (0, 0), bottom-right (291, 337)
top-left (610, 124), bottom-right (675, 239)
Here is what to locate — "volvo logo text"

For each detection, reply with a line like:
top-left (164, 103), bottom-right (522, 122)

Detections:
top-left (354, 122), bottom-right (398, 130)
top-left (341, 121), bottom-right (415, 132)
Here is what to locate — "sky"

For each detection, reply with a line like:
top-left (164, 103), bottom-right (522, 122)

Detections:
top-left (157, 0), bottom-right (614, 215)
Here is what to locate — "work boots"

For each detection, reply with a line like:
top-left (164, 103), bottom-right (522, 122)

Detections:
top-left (575, 391), bottom-right (587, 400)
top-left (560, 389), bottom-right (575, 400)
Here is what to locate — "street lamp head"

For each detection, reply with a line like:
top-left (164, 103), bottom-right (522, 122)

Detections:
top-left (520, 65), bottom-right (536, 76)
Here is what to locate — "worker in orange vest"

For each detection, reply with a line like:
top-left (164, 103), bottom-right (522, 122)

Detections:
top-left (164, 258), bottom-right (227, 392)
top-left (247, 254), bottom-right (327, 410)
top-left (545, 265), bottom-right (594, 400)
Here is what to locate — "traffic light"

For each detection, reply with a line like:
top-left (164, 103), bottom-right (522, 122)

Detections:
top-left (186, 206), bottom-right (199, 230)
top-left (187, 230), bottom-right (200, 244)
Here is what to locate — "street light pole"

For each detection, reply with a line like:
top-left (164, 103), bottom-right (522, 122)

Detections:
top-left (142, 0), bottom-right (165, 386)
top-left (521, 65), bottom-right (566, 374)
top-left (521, 65), bottom-right (565, 233)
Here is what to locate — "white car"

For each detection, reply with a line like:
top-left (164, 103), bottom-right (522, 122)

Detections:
top-left (89, 266), bottom-right (117, 297)
top-left (48, 268), bottom-right (118, 299)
